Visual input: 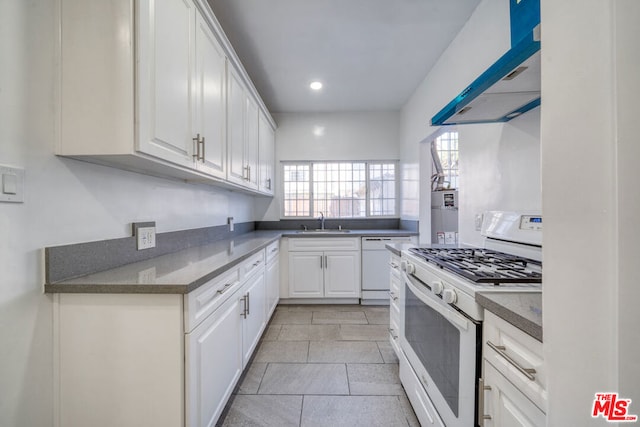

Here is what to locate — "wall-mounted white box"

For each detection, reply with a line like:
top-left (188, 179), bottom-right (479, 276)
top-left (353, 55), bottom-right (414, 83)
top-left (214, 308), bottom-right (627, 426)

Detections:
top-left (0, 165), bottom-right (24, 203)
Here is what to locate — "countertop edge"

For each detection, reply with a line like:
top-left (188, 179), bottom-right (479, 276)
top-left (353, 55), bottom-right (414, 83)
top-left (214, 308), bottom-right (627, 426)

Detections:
top-left (476, 292), bottom-right (543, 342)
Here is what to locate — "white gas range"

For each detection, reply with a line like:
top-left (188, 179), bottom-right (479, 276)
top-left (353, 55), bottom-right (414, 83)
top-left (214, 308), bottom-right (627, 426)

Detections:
top-left (398, 211), bottom-right (542, 427)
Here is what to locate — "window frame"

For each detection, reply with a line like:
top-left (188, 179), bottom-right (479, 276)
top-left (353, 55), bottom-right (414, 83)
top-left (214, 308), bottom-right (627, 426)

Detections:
top-left (280, 160), bottom-right (400, 219)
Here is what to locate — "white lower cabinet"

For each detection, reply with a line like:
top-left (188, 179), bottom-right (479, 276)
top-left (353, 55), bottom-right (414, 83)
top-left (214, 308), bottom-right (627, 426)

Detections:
top-left (186, 291), bottom-right (243, 427)
top-left (287, 238), bottom-right (361, 299)
top-left (288, 251), bottom-right (325, 297)
top-left (265, 241), bottom-right (280, 317)
top-left (388, 252), bottom-right (402, 356)
top-left (482, 362), bottom-right (545, 427)
top-left (240, 270), bottom-right (267, 366)
top-left (481, 310), bottom-right (546, 427)
top-left (54, 245), bottom-right (276, 427)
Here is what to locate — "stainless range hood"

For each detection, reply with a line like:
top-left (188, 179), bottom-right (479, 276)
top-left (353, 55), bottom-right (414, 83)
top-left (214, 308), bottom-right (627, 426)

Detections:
top-left (431, 0), bottom-right (540, 126)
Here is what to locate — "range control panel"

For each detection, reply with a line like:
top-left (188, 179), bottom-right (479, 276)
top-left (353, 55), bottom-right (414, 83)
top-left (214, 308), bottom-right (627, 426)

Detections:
top-left (519, 215), bottom-right (542, 231)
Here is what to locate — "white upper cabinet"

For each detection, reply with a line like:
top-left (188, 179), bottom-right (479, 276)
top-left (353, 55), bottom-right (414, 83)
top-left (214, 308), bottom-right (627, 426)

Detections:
top-left (245, 97), bottom-right (260, 190)
top-left (193, 12), bottom-right (227, 179)
top-left (227, 66), bottom-right (248, 186)
top-left (258, 111), bottom-right (275, 195)
top-left (57, 0), bottom-right (274, 195)
top-left (227, 67), bottom-right (260, 190)
top-left (137, 0), bottom-right (196, 168)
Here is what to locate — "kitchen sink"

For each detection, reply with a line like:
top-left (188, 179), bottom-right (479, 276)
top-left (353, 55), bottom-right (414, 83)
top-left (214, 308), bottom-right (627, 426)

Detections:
top-left (296, 229), bottom-right (351, 234)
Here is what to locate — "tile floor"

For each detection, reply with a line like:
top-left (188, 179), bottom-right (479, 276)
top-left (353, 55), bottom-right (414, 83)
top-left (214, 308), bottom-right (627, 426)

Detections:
top-left (218, 304), bottom-right (418, 427)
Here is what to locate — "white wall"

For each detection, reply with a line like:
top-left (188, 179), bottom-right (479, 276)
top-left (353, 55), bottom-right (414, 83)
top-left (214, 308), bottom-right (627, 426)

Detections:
top-left (458, 109), bottom-right (541, 247)
top-left (542, 0), bottom-right (640, 424)
top-left (399, 0), bottom-right (511, 240)
top-left (255, 111), bottom-right (400, 220)
top-left (0, 2), bottom-right (255, 426)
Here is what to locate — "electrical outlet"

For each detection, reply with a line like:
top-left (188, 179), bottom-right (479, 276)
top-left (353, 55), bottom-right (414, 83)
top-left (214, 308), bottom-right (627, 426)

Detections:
top-left (228, 217), bottom-right (234, 232)
top-left (137, 227), bottom-right (156, 250)
top-left (133, 221), bottom-right (156, 250)
top-left (474, 213), bottom-right (484, 231)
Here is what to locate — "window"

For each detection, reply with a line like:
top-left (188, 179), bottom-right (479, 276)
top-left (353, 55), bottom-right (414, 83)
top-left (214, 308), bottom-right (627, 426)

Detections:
top-left (433, 131), bottom-right (459, 190)
top-left (282, 161), bottom-right (397, 218)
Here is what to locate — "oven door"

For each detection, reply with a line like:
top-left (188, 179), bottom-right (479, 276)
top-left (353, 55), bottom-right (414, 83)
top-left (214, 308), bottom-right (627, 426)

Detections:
top-left (400, 270), bottom-right (481, 427)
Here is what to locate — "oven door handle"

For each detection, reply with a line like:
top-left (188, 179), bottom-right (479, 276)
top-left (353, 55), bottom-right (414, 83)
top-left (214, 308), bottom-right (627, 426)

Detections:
top-left (403, 271), bottom-right (470, 331)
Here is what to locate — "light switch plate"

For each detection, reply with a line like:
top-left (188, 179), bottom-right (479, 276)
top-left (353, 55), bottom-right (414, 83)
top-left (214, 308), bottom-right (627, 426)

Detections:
top-left (0, 165), bottom-right (24, 203)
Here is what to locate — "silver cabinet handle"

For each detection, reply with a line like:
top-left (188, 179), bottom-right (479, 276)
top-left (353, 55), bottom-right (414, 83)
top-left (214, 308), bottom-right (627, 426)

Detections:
top-left (246, 291), bottom-right (250, 315)
top-left (478, 378), bottom-right (492, 427)
top-left (217, 283), bottom-right (233, 295)
top-left (192, 134), bottom-right (204, 161)
top-left (320, 255), bottom-right (323, 269)
top-left (389, 262), bottom-right (399, 269)
top-left (388, 328), bottom-right (398, 340)
top-left (266, 178), bottom-right (272, 190)
top-left (241, 294), bottom-right (247, 318)
top-left (388, 291), bottom-right (398, 301)
top-left (487, 340), bottom-right (537, 381)
top-left (270, 247), bottom-right (278, 253)
top-left (253, 260), bottom-right (262, 267)
top-left (325, 255), bottom-right (328, 268)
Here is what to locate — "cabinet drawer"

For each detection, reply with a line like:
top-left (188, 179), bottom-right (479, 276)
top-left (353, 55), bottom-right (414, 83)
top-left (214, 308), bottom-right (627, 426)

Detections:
top-left (265, 240), bottom-right (279, 264)
top-left (185, 267), bottom-right (241, 333)
top-left (483, 311), bottom-right (547, 412)
top-left (482, 361), bottom-right (546, 425)
top-left (288, 237), bottom-right (360, 251)
top-left (389, 316), bottom-right (401, 357)
top-left (389, 254), bottom-right (401, 278)
top-left (240, 250), bottom-right (265, 281)
top-left (399, 352), bottom-right (445, 427)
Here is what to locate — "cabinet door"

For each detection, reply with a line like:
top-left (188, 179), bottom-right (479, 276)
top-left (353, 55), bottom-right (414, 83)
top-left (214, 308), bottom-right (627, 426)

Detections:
top-left (227, 67), bottom-right (247, 185)
top-left (241, 271), bottom-right (267, 367)
top-left (258, 112), bottom-right (275, 194)
top-left (193, 13), bottom-right (226, 179)
top-left (266, 258), bottom-right (280, 318)
top-left (245, 97), bottom-right (260, 189)
top-left (186, 291), bottom-right (243, 427)
top-left (324, 251), bottom-right (360, 298)
top-left (288, 252), bottom-right (324, 298)
top-left (137, 0), bottom-right (195, 167)
top-left (483, 362), bottom-right (546, 427)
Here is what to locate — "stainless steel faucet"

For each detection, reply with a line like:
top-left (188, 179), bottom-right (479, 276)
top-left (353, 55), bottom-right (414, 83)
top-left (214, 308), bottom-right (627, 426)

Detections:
top-left (318, 212), bottom-right (325, 230)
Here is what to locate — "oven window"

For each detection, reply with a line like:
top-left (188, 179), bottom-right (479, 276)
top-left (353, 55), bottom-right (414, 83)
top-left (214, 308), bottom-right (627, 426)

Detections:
top-left (405, 284), bottom-right (460, 416)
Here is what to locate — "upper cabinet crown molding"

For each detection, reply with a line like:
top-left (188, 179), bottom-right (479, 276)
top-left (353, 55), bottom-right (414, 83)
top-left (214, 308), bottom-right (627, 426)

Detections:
top-left (56, 0), bottom-right (276, 196)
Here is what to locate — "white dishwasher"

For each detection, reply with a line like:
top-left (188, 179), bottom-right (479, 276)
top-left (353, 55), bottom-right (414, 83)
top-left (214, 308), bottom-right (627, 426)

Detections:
top-left (361, 236), bottom-right (414, 304)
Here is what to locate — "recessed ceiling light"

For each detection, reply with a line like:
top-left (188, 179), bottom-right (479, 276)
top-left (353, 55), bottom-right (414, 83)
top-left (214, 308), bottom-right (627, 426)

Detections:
top-left (310, 81), bottom-right (323, 91)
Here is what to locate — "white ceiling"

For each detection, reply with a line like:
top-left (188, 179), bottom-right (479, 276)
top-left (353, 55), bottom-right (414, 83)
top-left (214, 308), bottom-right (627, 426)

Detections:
top-left (207, 0), bottom-right (481, 113)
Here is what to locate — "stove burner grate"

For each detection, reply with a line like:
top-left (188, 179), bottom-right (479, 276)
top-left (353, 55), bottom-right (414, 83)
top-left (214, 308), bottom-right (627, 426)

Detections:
top-left (408, 247), bottom-right (542, 284)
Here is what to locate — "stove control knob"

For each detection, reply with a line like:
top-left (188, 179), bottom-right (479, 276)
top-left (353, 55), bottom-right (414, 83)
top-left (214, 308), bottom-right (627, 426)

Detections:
top-left (442, 288), bottom-right (457, 304)
top-left (431, 281), bottom-right (444, 295)
top-left (400, 260), bottom-right (415, 274)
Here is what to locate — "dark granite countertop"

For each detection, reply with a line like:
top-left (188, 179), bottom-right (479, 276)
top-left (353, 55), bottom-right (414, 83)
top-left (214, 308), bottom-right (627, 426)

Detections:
top-left (283, 229), bottom-right (417, 238)
top-left (45, 231), bottom-right (282, 294)
top-left (45, 229), bottom-right (416, 294)
top-left (476, 292), bottom-right (543, 342)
